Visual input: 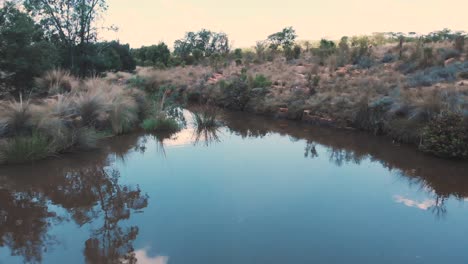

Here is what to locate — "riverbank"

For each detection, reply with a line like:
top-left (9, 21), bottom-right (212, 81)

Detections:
top-left (1, 39), bottom-right (468, 164)
top-left (124, 40), bottom-right (468, 160)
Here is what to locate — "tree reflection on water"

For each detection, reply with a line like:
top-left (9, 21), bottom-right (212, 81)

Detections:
top-left (0, 134), bottom-right (148, 264)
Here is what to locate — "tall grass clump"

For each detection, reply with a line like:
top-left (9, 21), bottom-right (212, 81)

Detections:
top-left (104, 87), bottom-right (138, 135)
top-left (0, 133), bottom-right (54, 164)
top-left (193, 106), bottom-right (220, 129)
top-left (141, 116), bottom-right (180, 133)
top-left (35, 69), bottom-right (76, 95)
top-left (0, 99), bottom-right (33, 136)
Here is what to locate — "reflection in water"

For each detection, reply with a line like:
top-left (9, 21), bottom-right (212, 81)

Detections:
top-left (221, 111), bottom-right (468, 216)
top-left (1, 110), bottom-right (468, 263)
top-left (0, 189), bottom-right (58, 263)
top-left (394, 195), bottom-right (437, 210)
top-left (134, 248), bottom-right (169, 264)
top-left (304, 141), bottom-right (318, 159)
top-left (83, 168), bottom-right (148, 264)
top-left (0, 134), bottom-right (148, 264)
top-left (193, 126), bottom-right (221, 147)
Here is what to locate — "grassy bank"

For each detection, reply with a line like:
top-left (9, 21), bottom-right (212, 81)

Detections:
top-left (125, 38), bottom-right (468, 160)
top-left (0, 70), bottom-right (182, 164)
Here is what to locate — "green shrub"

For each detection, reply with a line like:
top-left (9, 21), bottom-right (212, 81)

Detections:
top-left (219, 77), bottom-right (250, 110)
top-left (0, 133), bottom-right (54, 164)
top-left (419, 112), bottom-right (468, 159)
top-left (250, 74), bottom-right (272, 88)
top-left (141, 117), bottom-right (180, 133)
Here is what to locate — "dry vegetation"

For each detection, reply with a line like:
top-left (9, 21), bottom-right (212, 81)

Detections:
top-left (127, 38), bottom-right (468, 159)
top-left (1, 34), bottom-right (468, 163)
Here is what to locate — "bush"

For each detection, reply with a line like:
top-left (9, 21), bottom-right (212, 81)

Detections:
top-left (356, 56), bottom-right (374, 69)
top-left (419, 112), bottom-right (468, 159)
top-left (219, 76), bottom-right (250, 110)
top-left (141, 117), bottom-right (180, 133)
top-left (407, 62), bottom-right (468, 87)
top-left (381, 53), bottom-right (397, 63)
top-left (0, 4), bottom-right (58, 96)
top-left (437, 48), bottom-right (460, 61)
top-left (0, 133), bottom-right (54, 164)
top-left (250, 74), bottom-right (272, 88)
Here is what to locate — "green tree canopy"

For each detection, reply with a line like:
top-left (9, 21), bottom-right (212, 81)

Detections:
top-left (0, 2), bottom-right (58, 96)
top-left (267, 26), bottom-right (297, 50)
top-left (173, 29), bottom-right (230, 63)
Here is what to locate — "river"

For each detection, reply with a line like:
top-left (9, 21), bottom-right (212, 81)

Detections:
top-left (1, 110), bottom-right (468, 264)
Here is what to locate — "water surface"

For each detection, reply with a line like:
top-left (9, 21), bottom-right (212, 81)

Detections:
top-left (1, 111), bottom-right (468, 264)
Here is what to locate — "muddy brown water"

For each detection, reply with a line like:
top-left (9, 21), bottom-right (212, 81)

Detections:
top-left (1, 110), bottom-right (468, 264)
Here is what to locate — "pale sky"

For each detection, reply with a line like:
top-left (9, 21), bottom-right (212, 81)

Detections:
top-left (101, 0), bottom-right (468, 48)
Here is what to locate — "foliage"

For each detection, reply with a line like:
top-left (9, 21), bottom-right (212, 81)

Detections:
top-left (350, 36), bottom-right (372, 64)
top-left (132, 43), bottom-right (170, 67)
top-left (219, 76), bottom-right (250, 110)
top-left (420, 112), bottom-right (468, 159)
top-left (382, 53), bottom-right (397, 63)
top-left (0, 133), bottom-right (54, 164)
top-left (407, 62), bottom-right (468, 87)
top-left (24, 0), bottom-right (108, 76)
top-left (0, 3), bottom-right (58, 96)
top-left (284, 45), bottom-right (302, 60)
top-left (173, 29), bottom-right (230, 64)
top-left (141, 116), bottom-right (180, 133)
top-left (316, 39), bottom-right (337, 63)
top-left (267, 27), bottom-right (297, 50)
top-left (250, 74), bottom-right (272, 88)
top-left (93, 41), bottom-right (136, 72)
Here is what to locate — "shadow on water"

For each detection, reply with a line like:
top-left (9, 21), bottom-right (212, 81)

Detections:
top-left (0, 110), bottom-right (468, 262)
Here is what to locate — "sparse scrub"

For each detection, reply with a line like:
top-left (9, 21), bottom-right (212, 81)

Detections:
top-left (407, 62), bottom-right (468, 87)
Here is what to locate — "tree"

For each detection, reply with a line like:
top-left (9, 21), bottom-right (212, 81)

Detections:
top-left (76, 41), bottom-right (135, 74)
top-left (132, 43), bottom-right (170, 67)
top-left (267, 26), bottom-right (297, 50)
top-left (23, 0), bottom-right (108, 76)
top-left (173, 29), bottom-right (230, 64)
top-left (0, 2), bottom-right (58, 97)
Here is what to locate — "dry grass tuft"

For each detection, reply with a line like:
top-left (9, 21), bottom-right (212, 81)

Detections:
top-left (35, 69), bottom-right (77, 95)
